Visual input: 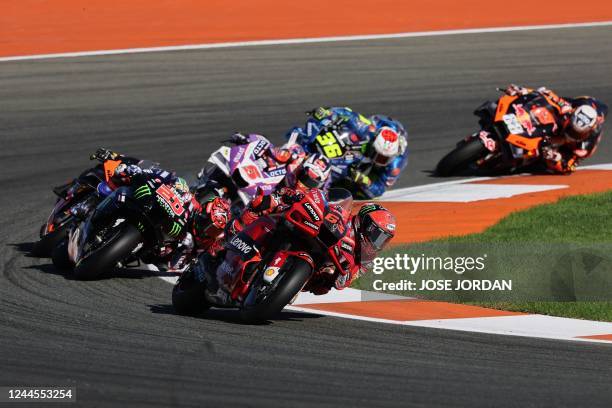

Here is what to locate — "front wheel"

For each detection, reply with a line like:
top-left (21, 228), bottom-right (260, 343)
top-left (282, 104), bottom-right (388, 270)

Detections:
top-left (240, 258), bottom-right (312, 323)
top-left (32, 224), bottom-right (70, 257)
top-left (435, 138), bottom-right (488, 176)
top-left (73, 224), bottom-right (142, 280)
top-left (51, 238), bottom-right (73, 271)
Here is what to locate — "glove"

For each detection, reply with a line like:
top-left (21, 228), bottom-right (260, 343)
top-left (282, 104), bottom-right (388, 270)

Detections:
top-left (351, 168), bottom-right (372, 187)
top-left (229, 133), bottom-right (250, 145)
top-left (91, 148), bottom-right (119, 162)
top-left (541, 146), bottom-right (562, 162)
top-left (308, 107), bottom-right (332, 120)
top-left (503, 84), bottom-right (529, 96)
top-left (248, 187), bottom-right (274, 214)
top-left (278, 187), bottom-right (304, 205)
top-left (309, 265), bottom-right (336, 295)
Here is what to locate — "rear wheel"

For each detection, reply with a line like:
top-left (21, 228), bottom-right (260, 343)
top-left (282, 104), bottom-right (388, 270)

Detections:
top-left (240, 258), bottom-right (312, 323)
top-left (436, 138), bottom-right (488, 176)
top-left (73, 224), bottom-right (142, 280)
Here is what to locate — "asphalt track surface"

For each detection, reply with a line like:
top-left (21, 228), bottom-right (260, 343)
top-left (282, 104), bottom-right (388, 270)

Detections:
top-left (1, 26), bottom-right (612, 407)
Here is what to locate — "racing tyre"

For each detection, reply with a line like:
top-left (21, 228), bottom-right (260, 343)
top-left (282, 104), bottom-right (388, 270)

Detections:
top-left (172, 274), bottom-right (210, 316)
top-left (240, 258), bottom-right (312, 323)
top-left (51, 238), bottom-right (73, 271)
top-left (32, 225), bottom-right (69, 257)
top-left (435, 138), bottom-right (488, 176)
top-left (73, 224), bottom-right (142, 280)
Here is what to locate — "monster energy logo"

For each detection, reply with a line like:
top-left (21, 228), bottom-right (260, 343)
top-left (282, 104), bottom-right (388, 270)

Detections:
top-left (359, 204), bottom-right (382, 216)
top-left (168, 222), bottom-right (182, 237)
top-left (134, 185), bottom-right (152, 199)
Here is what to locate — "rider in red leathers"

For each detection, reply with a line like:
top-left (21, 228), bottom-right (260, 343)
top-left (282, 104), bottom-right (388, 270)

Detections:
top-left (208, 188), bottom-right (396, 302)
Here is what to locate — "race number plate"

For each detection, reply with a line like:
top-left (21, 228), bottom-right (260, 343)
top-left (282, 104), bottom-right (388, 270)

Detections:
top-left (502, 114), bottom-right (524, 134)
top-left (315, 132), bottom-right (344, 159)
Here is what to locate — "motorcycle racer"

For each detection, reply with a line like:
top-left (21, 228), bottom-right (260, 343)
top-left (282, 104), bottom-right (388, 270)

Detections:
top-left (192, 132), bottom-right (310, 211)
top-left (501, 84), bottom-right (607, 173)
top-left (226, 153), bottom-right (332, 236)
top-left (227, 132), bottom-right (307, 172)
top-left (75, 149), bottom-right (231, 272)
top-left (207, 188), bottom-right (396, 302)
top-left (286, 107), bottom-right (408, 198)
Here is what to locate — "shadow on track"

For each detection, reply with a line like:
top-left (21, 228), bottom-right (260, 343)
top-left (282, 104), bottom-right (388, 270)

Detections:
top-left (11, 242), bottom-right (182, 280)
top-left (149, 303), bottom-right (323, 325)
top-left (23, 263), bottom-right (180, 280)
top-left (10, 242), bottom-right (40, 258)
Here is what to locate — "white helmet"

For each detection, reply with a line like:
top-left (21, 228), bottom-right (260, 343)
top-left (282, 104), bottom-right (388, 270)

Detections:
top-left (291, 154), bottom-right (332, 190)
top-left (568, 104), bottom-right (598, 141)
top-left (371, 127), bottom-right (400, 166)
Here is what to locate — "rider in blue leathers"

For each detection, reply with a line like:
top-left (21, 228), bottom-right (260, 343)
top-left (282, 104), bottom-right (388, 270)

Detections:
top-left (285, 107), bottom-right (408, 199)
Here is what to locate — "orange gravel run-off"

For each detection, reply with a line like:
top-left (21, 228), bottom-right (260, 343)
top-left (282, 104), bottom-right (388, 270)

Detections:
top-left (2, 0), bottom-right (612, 57)
top-left (299, 299), bottom-right (523, 321)
top-left (384, 170), bottom-right (612, 245)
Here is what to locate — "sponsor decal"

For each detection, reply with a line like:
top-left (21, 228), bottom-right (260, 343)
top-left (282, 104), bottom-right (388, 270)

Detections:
top-left (311, 190), bottom-right (323, 206)
top-left (156, 184), bottom-right (185, 216)
top-left (340, 240), bottom-right (353, 254)
top-left (233, 147), bottom-right (246, 164)
top-left (478, 131), bottom-right (497, 152)
top-left (267, 168), bottom-right (287, 178)
top-left (314, 107), bottom-right (331, 120)
top-left (263, 266), bottom-right (280, 283)
top-left (229, 235), bottom-right (255, 258)
top-left (242, 164), bottom-right (262, 181)
top-left (134, 185), bottom-right (152, 199)
top-left (168, 222), bottom-right (182, 237)
top-left (303, 220), bottom-right (319, 230)
top-left (502, 113), bottom-right (524, 134)
top-left (303, 202), bottom-right (321, 222)
top-left (513, 104), bottom-right (535, 136)
top-left (252, 140), bottom-right (269, 158)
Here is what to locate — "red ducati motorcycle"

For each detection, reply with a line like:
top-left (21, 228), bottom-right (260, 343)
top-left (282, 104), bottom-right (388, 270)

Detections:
top-left (172, 188), bottom-right (356, 322)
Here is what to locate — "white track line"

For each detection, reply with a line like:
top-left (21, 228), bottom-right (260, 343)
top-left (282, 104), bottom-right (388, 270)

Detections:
top-left (285, 305), bottom-right (612, 345)
top-left (2, 21), bottom-right (611, 62)
top-left (378, 161), bottom-right (612, 201)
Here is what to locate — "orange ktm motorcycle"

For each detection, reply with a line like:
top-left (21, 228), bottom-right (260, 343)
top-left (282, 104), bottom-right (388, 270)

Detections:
top-left (436, 89), bottom-right (562, 176)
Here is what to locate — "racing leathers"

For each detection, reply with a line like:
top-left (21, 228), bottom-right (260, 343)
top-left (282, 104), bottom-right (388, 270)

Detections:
top-left (228, 132), bottom-right (307, 172)
top-left (91, 149), bottom-right (230, 272)
top-left (503, 85), bottom-right (607, 173)
top-left (206, 187), bottom-right (363, 303)
top-left (286, 107), bottom-right (408, 198)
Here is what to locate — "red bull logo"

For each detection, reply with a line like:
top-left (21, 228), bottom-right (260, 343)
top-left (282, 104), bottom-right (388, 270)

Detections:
top-left (513, 104), bottom-right (535, 136)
